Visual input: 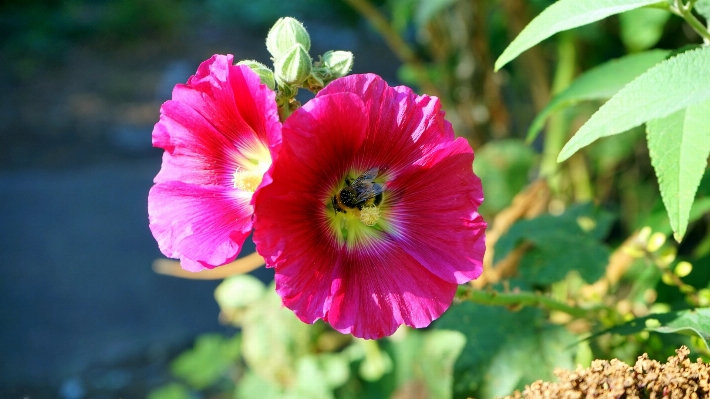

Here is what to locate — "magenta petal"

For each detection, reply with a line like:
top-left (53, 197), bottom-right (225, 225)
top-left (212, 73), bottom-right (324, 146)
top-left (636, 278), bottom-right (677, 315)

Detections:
top-left (148, 55), bottom-right (281, 271)
top-left (271, 235), bottom-right (457, 339)
top-left (387, 138), bottom-right (486, 284)
top-left (317, 74), bottom-right (455, 176)
top-left (254, 73), bottom-right (486, 338)
top-left (148, 181), bottom-right (253, 270)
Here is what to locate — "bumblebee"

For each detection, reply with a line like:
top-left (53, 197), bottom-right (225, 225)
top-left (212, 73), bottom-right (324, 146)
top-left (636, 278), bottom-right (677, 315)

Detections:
top-left (331, 167), bottom-right (384, 214)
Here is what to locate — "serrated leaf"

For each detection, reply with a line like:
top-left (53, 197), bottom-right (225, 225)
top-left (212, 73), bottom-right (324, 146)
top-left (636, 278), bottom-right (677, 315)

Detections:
top-left (595, 308), bottom-right (710, 348)
top-left (558, 46), bottom-right (710, 162)
top-left (527, 50), bottom-right (669, 141)
top-left (647, 99), bottom-right (710, 242)
top-left (696, 0), bottom-right (710, 20)
top-left (435, 302), bottom-right (576, 399)
top-left (495, 0), bottom-right (661, 70)
top-left (619, 7), bottom-right (670, 52)
top-left (495, 203), bottom-right (612, 285)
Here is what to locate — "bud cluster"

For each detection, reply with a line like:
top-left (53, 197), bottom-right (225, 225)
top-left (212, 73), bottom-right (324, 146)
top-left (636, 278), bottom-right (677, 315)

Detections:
top-left (234, 17), bottom-right (354, 121)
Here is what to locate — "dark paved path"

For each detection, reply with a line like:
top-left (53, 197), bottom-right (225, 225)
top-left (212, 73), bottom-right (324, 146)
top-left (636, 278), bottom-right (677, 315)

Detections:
top-left (0, 158), bottom-right (263, 390)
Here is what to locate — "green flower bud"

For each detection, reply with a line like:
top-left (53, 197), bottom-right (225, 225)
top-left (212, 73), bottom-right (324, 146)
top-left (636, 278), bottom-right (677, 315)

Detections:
top-left (236, 60), bottom-right (275, 90)
top-left (322, 50), bottom-right (354, 79)
top-left (274, 44), bottom-right (312, 85)
top-left (266, 17), bottom-right (311, 58)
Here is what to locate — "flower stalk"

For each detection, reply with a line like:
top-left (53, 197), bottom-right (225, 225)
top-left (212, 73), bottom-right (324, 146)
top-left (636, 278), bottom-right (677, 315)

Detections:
top-left (457, 286), bottom-right (594, 319)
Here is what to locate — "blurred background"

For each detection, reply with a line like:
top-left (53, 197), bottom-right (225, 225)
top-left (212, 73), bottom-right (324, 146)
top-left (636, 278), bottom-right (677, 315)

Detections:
top-left (2, 0), bottom-right (709, 398)
top-left (0, 1), bottom-right (398, 397)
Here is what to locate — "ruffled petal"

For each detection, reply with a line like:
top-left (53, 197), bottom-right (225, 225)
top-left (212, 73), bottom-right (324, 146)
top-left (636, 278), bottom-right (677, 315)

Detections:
top-left (254, 73), bottom-right (485, 338)
top-left (317, 74), bottom-right (454, 178)
top-left (386, 138), bottom-right (486, 284)
top-left (325, 241), bottom-right (457, 339)
top-left (258, 201), bottom-right (457, 339)
top-left (148, 181), bottom-right (253, 270)
top-left (148, 55), bottom-right (281, 271)
top-left (153, 58), bottom-right (279, 187)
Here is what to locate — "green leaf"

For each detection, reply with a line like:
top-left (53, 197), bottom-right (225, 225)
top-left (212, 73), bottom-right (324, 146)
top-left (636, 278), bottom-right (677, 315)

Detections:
top-left (214, 274), bottom-right (265, 310)
top-left (236, 371), bottom-right (284, 399)
top-left (495, 203), bottom-right (612, 285)
top-left (696, 0), bottom-right (710, 20)
top-left (474, 139), bottom-right (537, 216)
top-left (171, 333), bottom-right (241, 389)
top-left (647, 99), bottom-right (710, 241)
top-left (146, 383), bottom-right (192, 399)
top-left (619, 7), bottom-right (670, 52)
top-left (558, 46), bottom-right (710, 162)
top-left (596, 308), bottom-right (710, 348)
top-left (420, 330), bottom-right (467, 399)
top-left (481, 325), bottom-right (576, 399)
top-left (435, 302), bottom-right (576, 399)
top-left (494, 0), bottom-right (661, 70)
top-left (240, 285), bottom-right (318, 388)
top-left (527, 50), bottom-right (669, 141)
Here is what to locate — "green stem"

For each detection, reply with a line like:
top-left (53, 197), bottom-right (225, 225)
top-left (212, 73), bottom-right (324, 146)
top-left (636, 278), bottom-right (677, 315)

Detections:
top-left (541, 32), bottom-right (576, 186)
top-left (458, 286), bottom-right (592, 319)
top-left (672, 0), bottom-right (710, 43)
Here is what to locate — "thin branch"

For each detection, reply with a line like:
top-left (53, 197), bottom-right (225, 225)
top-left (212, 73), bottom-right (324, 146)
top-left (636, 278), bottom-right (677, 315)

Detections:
top-left (671, 0), bottom-right (710, 43)
top-left (152, 251), bottom-right (265, 280)
top-left (459, 286), bottom-right (593, 319)
top-left (342, 0), bottom-right (443, 97)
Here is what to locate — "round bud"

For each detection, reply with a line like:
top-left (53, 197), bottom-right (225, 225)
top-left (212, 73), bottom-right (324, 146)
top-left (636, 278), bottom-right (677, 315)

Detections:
top-left (274, 44), bottom-right (312, 86)
top-left (236, 60), bottom-right (276, 90)
top-left (266, 17), bottom-right (311, 58)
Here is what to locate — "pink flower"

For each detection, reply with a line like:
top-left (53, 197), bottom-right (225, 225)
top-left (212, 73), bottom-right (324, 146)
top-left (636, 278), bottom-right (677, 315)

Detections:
top-left (253, 74), bottom-right (486, 339)
top-left (148, 54), bottom-right (281, 272)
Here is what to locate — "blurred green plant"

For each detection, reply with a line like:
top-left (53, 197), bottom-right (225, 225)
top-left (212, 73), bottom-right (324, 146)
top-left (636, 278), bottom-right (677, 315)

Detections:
top-left (149, 275), bottom-right (468, 399)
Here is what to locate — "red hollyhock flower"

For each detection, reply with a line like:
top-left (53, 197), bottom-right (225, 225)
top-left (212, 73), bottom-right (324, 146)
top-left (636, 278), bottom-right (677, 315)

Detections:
top-left (148, 54), bottom-right (281, 271)
top-left (253, 74), bottom-right (486, 339)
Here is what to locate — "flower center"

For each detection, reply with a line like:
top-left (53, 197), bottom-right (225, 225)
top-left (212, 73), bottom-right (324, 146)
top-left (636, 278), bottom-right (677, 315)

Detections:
top-left (326, 168), bottom-right (390, 247)
top-left (358, 205), bottom-right (380, 226)
top-left (233, 160), bottom-right (270, 193)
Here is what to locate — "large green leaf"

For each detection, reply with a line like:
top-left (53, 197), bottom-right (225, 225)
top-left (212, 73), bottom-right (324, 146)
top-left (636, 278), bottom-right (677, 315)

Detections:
top-left (696, 0), bottom-right (710, 20)
top-left (647, 99), bottom-right (710, 241)
top-left (495, 203), bottom-right (612, 285)
top-left (527, 50), bottom-right (669, 141)
top-left (435, 302), bottom-right (576, 399)
top-left (558, 46), bottom-right (710, 162)
top-left (596, 308), bottom-right (710, 348)
top-left (494, 0), bottom-right (661, 70)
top-left (619, 7), bottom-right (670, 52)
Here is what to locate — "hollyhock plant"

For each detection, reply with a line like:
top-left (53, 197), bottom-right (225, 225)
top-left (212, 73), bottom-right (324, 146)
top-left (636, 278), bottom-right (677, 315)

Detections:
top-left (148, 54), bottom-right (281, 272)
top-left (253, 73), bottom-right (487, 339)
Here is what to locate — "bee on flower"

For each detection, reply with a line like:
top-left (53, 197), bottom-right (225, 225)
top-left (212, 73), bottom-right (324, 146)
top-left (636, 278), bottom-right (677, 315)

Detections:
top-left (253, 74), bottom-right (486, 339)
